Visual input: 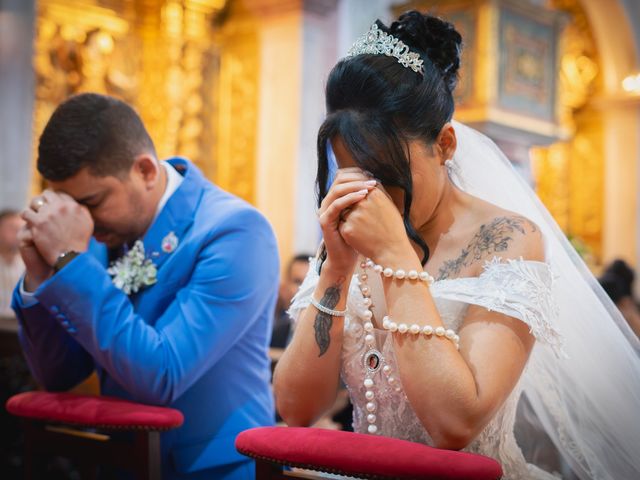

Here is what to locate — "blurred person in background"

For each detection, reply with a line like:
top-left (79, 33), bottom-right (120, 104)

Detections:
top-left (271, 254), bottom-right (312, 349)
top-left (0, 210), bottom-right (24, 317)
top-left (599, 259), bottom-right (640, 339)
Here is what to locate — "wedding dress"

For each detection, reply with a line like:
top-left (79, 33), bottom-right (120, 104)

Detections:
top-left (290, 255), bottom-right (560, 479)
top-left (288, 122), bottom-right (640, 479)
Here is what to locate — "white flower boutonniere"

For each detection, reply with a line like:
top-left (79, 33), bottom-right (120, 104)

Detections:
top-left (107, 240), bottom-right (158, 295)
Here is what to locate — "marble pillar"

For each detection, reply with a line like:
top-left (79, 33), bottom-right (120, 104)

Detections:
top-left (0, 0), bottom-right (35, 210)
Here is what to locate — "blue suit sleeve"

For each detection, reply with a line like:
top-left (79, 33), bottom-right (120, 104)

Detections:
top-left (12, 286), bottom-right (95, 391)
top-left (32, 208), bottom-right (279, 405)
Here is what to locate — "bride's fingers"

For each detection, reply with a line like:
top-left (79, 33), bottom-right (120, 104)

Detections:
top-left (319, 189), bottom-right (369, 228)
top-left (319, 180), bottom-right (377, 215)
top-left (332, 169), bottom-right (374, 186)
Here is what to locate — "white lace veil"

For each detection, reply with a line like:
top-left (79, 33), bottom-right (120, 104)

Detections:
top-left (450, 120), bottom-right (640, 479)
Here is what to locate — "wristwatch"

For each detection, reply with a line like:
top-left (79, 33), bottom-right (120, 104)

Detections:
top-left (53, 250), bottom-right (80, 273)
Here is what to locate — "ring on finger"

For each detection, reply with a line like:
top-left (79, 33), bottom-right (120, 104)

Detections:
top-left (31, 197), bottom-right (46, 212)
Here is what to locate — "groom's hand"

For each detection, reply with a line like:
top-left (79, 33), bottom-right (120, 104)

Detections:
top-left (18, 224), bottom-right (53, 292)
top-left (22, 190), bottom-right (94, 267)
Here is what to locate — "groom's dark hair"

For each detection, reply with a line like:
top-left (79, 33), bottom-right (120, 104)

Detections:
top-left (37, 93), bottom-right (157, 181)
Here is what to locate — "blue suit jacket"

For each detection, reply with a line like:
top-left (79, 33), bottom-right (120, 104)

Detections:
top-left (12, 158), bottom-right (279, 479)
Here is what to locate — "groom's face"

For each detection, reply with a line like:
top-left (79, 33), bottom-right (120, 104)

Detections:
top-left (48, 166), bottom-right (148, 248)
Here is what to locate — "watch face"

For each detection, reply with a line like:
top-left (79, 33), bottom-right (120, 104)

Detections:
top-left (54, 251), bottom-right (79, 272)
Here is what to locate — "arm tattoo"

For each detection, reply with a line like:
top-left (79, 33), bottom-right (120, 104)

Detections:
top-left (437, 216), bottom-right (537, 280)
top-left (314, 277), bottom-right (345, 357)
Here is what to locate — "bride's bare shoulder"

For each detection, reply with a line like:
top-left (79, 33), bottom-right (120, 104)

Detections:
top-left (433, 197), bottom-right (544, 281)
top-left (471, 198), bottom-right (545, 262)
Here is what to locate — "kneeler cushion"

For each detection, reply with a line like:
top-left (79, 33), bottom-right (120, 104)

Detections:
top-left (235, 426), bottom-right (502, 479)
top-left (6, 391), bottom-right (183, 431)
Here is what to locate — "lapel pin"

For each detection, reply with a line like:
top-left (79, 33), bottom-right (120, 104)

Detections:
top-left (161, 231), bottom-right (179, 253)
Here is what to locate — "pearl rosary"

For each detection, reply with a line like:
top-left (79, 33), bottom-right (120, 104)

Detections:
top-left (357, 258), bottom-right (459, 435)
top-left (368, 259), bottom-right (435, 285)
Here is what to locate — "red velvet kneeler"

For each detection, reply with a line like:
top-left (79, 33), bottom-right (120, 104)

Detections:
top-left (6, 391), bottom-right (184, 480)
top-left (235, 426), bottom-right (502, 480)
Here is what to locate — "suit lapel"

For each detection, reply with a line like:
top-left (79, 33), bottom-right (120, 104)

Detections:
top-left (141, 158), bottom-right (205, 271)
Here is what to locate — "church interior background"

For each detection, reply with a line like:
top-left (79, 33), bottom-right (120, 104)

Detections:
top-left (0, 0), bottom-right (639, 289)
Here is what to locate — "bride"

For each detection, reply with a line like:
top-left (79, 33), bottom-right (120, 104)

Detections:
top-left (273, 11), bottom-right (640, 480)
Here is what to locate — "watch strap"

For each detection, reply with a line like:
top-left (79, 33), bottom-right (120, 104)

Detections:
top-left (53, 250), bottom-right (80, 273)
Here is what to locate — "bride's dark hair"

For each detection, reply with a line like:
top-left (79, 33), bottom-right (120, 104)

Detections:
top-left (316, 11), bottom-right (462, 264)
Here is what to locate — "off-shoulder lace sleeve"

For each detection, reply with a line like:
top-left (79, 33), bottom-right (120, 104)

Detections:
top-left (433, 257), bottom-right (564, 356)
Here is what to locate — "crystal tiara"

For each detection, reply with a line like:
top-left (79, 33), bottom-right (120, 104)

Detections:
top-left (347, 23), bottom-right (424, 75)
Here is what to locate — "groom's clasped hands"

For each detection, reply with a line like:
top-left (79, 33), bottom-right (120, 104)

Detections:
top-left (19, 190), bottom-right (93, 291)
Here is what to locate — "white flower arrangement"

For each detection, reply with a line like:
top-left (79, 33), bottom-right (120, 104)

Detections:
top-left (107, 240), bottom-right (157, 295)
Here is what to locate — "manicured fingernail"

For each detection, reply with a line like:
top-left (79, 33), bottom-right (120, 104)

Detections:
top-left (365, 180), bottom-right (377, 187)
top-left (358, 189), bottom-right (369, 195)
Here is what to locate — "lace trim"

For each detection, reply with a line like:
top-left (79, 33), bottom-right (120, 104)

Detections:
top-left (432, 257), bottom-right (565, 357)
top-left (290, 257), bottom-right (564, 357)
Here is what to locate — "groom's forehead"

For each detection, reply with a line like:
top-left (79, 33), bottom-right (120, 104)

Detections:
top-left (47, 168), bottom-right (117, 200)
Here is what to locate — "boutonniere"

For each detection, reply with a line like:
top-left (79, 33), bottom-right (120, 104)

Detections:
top-left (107, 240), bottom-right (158, 295)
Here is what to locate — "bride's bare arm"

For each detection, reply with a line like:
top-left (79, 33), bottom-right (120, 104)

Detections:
top-left (274, 167), bottom-right (376, 426)
top-left (340, 186), bottom-right (543, 449)
top-left (273, 263), bottom-right (349, 426)
top-left (376, 225), bottom-right (542, 450)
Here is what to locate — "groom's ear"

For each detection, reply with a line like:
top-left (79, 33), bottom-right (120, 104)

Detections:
top-left (436, 123), bottom-right (457, 163)
top-left (132, 154), bottom-right (161, 190)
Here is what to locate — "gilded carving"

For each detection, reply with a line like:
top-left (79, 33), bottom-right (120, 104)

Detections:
top-left (32, 0), bottom-right (258, 205)
top-left (395, 0), bottom-right (604, 263)
top-left (533, 0), bottom-right (603, 261)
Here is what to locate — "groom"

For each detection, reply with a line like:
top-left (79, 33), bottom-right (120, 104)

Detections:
top-left (12, 93), bottom-right (279, 479)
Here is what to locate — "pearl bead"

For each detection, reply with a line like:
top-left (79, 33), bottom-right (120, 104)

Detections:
top-left (364, 378), bottom-right (374, 388)
top-left (367, 414), bottom-right (376, 424)
top-left (383, 267), bottom-right (394, 278)
top-left (373, 264), bottom-right (383, 273)
top-left (389, 322), bottom-right (398, 332)
top-left (435, 326), bottom-right (445, 337)
top-left (364, 321), bottom-right (374, 332)
top-left (388, 376), bottom-right (396, 385)
top-left (422, 325), bottom-right (433, 336)
top-left (366, 402), bottom-right (376, 412)
top-left (409, 324), bottom-right (420, 335)
top-left (408, 270), bottom-right (418, 280)
top-left (382, 365), bottom-right (391, 375)
top-left (366, 259), bottom-right (374, 268)
top-left (365, 390), bottom-right (375, 400)
top-left (360, 274), bottom-right (368, 282)
top-left (368, 424), bottom-right (378, 434)
top-left (419, 271), bottom-right (431, 282)
top-left (363, 297), bottom-right (372, 307)
top-left (445, 329), bottom-right (456, 340)
top-left (382, 317), bottom-right (391, 329)
top-left (398, 323), bottom-right (408, 333)
top-left (360, 261), bottom-right (367, 269)
top-left (361, 286), bottom-right (370, 295)
top-left (365, 334), bottom-right (375, 345)
top-left (454, 334), bottom-right (460, 343)
top-left (394, 269), bottom-right (406, 279)
top-left (363, 310), bottom-right (373, 320)
top-left (395, 386), bottom-right (402, 392)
